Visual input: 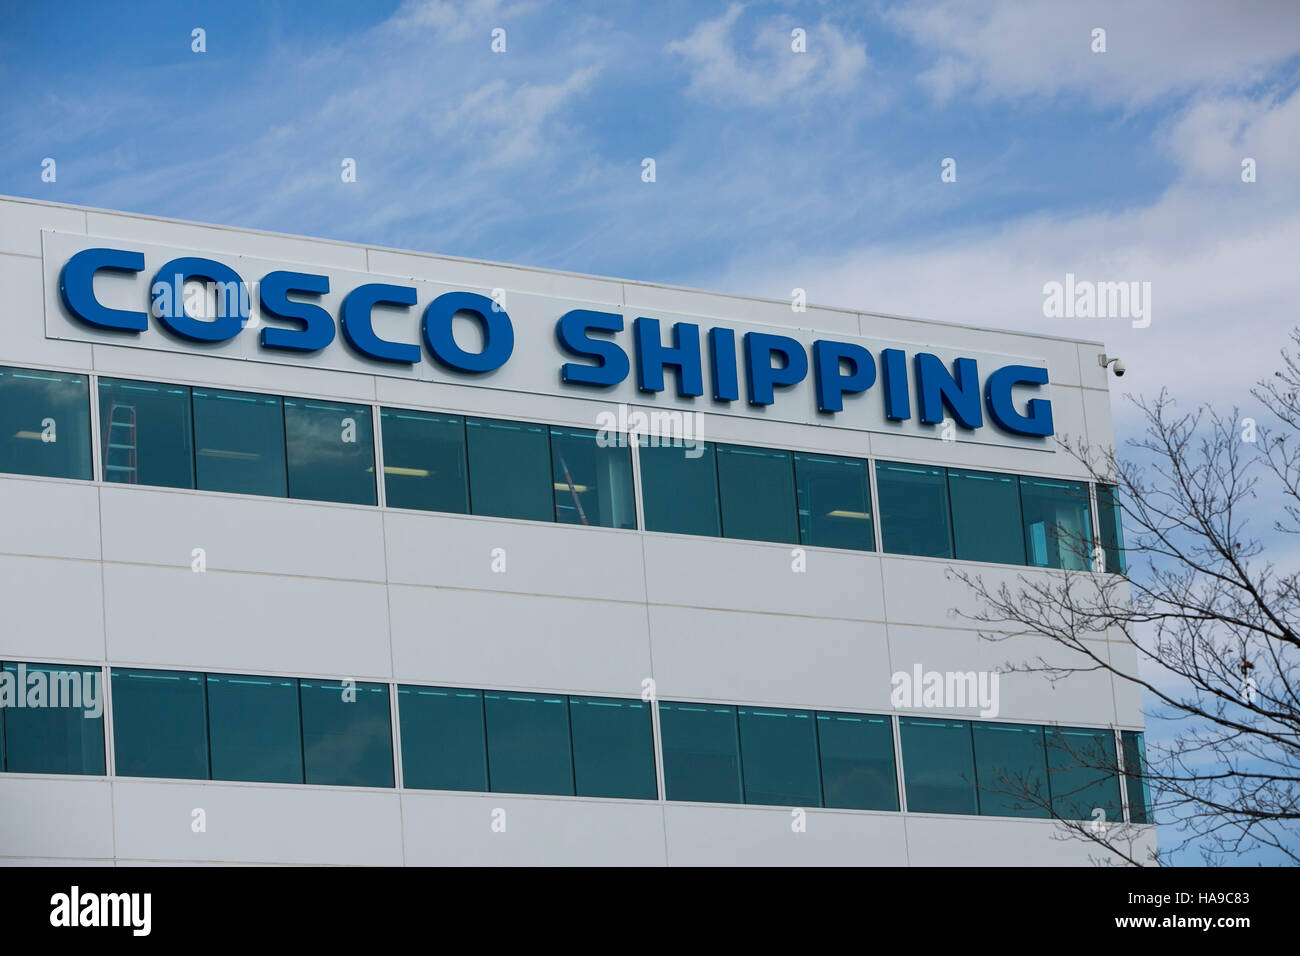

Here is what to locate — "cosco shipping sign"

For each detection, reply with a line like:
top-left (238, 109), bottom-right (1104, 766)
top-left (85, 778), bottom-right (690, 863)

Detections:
top-left (42, 232), bottom-right (1054, 447)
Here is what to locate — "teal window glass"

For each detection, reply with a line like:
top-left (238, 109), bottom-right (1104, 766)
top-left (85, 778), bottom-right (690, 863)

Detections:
top-left (716, 444), bottom-right (798, 543)
top-left (0, 366), bottom-right (91, 480)
top-left (899, 717), bottom-right (977, 814)
top-left (737, 706), bottom-right (821, 807)
top-left (549, 426), bottom-right (636, 529)
top-left (397, 686), bottom-right (488, 792)
top-left (794, 452), bottom-right (875, 551)
top-left (875, 461), bottom-right (953, 558)
top-left (658, 701), bottom-right (742, 804)
top-left (110, 668), bottom-right (208, 779)
top-left (284, 399), bottom-right (376, 505)
top-left (379, 409), bottom-right (468, 513)
top-left (638, 441), bottom-right (721, 537)
top-left (466, 417), bottom-right (553, 521)
top-left (1097, 484), bottom-right (1126, 574)
top-left (948, 468), bottom-right (1026, 565)
top-left (205, 673), bottom-right (302, 783)
top-left (1122, 730), bottom-right (1152, 824)
top-left (816, 712), bottom-right (898, 811)
top-left (483, 692), bottom-right (573, 795)
top-left (192, 388), bottom-right (287, 497)
top-left (299, 679), bottom-right (393, 787)
top-left (98, 378), bottom-right (195, 489)
top-left (1020, 476), bottom-right (1094, 570)
top-left (972, 722), bottom-right (1049, 818)
top-left (569, 696), bottom-right (657, 799)
top-left (0, 662), bottom-right (104, 774)
top-left (1046, 726), bottom-right (1123, 821)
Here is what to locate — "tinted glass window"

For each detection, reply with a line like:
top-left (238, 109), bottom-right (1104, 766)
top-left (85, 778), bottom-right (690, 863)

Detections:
top-left (659, 701), bottom-right (742, 803)
top-left (1097, 484), bottom-right (1126, 574)
top-left (192, 388), bottom-right (287, 497)
top-left (0, 662), bottom-right (104, 774)
top-left (111, 668), bottom-right (208, 779)
top-left (876, 461), bottom-right (953, 558)
top-left (737, 706), bottom-right (821, 806)
top-left (483, 692), bottom-right (573, 795)
top-left (379, 409), bottom-right (468, 513)
top-left (205, 673), bottom-right (302, 783)
top-left (816, 711), bottom-right (898, 811)
top-left (1122, 730), bottom-right (1151, 824)
top-left (549, 427), bottom-right (636, 529)
top-left (972, 722), bottom-right (1049, 817)
top-left (299, 678), bottom-right (392, 787)
top-left (794, 453), bottom-right (874, 551)
top-left (1020, 476), bottom-right (1093, 570)
top-left (284, 399), bottom-right (376, 505)
top-left (397, 686), bottom-right (488, 792)
top-left (1046, 726), bottom-right (1123, 821)
top-left (466, 417), bottom-right (553, 521)
top-left (98, 378), bottom-right (194, 489)
top-left (638, 441), bottom-right (721, 537)
top-left (569, 696), bottom-right (657, 799)
top-left (716, 444), bottom-right (798, 544)
top-left (899, 717), bottom-right (977, 814)
top-left (0, 366), bottom-right (91, 480)
top-left (948, 468), bottom-right (1026, 565)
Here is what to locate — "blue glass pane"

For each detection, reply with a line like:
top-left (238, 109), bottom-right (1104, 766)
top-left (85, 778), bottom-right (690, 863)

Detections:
top-left (299, 679), bottom-right (393, 787)
top-left (972, 722), bottom-right (1049, 817)
top-left (1097, 484), bottom-right (1126, 574)
top-left (111, 668), bottom-right (208, 779)
top-left (466, 417), bottom-right (553, 521)
top-left (98, 378), bottom-right (194, 489)
top-left (397, 686), bottom-right (488, 792)
top-left (716, 444), bottom-right (798, 544)
top-left (1046, 726), bottom-right (1123, 821)
top-left (659, 701), bottom-right (741, 804)
top-left (899, 717), bottom-right (977, 814)
top-left (569, 696), bottom-right (657, 799)
top-left (1020, 476), bottom-right (1093, 570)
top-left (284, 399), bottom-right (376, 505)
top-left (875, 461), bottom-right (953, 558)
top-left (794, 453), bottom-right (874, 551)
top-left (549, 427), bottom-right (636, 529)
top-left (192, 388), bottom-right (287, 497)
top-left (816, 712), bottom-right (898, 810)
top-left (948, 468), bottom-right (1026, 565)
top-left (0, 366), bottom-right (91, 480)
top-left (380, 408), bottom-right (468, 513)
top-left (1122, 730), bottom-right (1151, 824)
top-left (483, 692), bottom-right (573, 795)
top-left (205, 673), bottom-right (302, 783)
top-left (1, 662), bottom-right (105, 774)
top-left (737, 706), bottom-right (821, 806)
top-left (638, 441), bottom-right (721, 537)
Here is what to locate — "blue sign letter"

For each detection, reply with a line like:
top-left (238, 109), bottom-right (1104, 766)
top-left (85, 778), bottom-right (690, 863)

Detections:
top-left (259, 271), bottom-right (334, 353)
top-left (915, 353), bottom-right (982, 428)
top-left (60, 248), bottom-right (147, 332)
top-left (422, 292), bottom-right (514, 373)
top-left (340, 283), bottom-right (420, 364)
top-left (745, 332), bottom-right (807, 406)
top-left (812, 340), bottom-right (875, 413)
top-left (556, 309), bottom-right (627, 386)
top-left (151, 257), bottom-right (247, 342)
top-left (984, 365), bottom-right (1053, 436)
top-left (633, 318), bottom-right (703, 397)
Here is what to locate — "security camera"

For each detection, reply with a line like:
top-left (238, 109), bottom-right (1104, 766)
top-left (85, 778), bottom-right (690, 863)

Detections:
top-left (1098, 353), bottom-right (1125, 377)
top-left (1112, 360), bottom-right (1125, 377)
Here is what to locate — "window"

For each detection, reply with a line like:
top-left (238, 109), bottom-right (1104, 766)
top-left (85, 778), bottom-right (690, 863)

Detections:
top-left (875, 461), bottom-right (953, 558)
top-left (1097, 484), bottom-right (1126, 574)
top-left (205, 673), bottom-right (302, 784)
top-left (639, 441), bottom-right (721, 537)
top-left (1122, 730), bottom-right (1151, 824)
top-left (0, 365), bottom-right (91, 480)
top-left (659, 701), bottom-right (742, 803)
top-left (737, 706), bottom-right (821, 806)
top-left (1045, 726), bottom-right (1123, 821)
top-left (794, 453), bottom-right (875, 551)
top-left (98, 378), bottom-right (194, 489)
top-left (716, 444), bottom-right (798, 544)
top-left (192, 388), bottom-right (287, 497)
top-left (379, 409), bottom-right (469, 514)
top-left (111, 668), bottom-right (208, 779)
top-left (569, 696), bottom-right (657, 799)
top-left (948, 468), bottom-right (1026, 565)
top-left (0, 662), bottom-right (104, 774)
top-left (483, 692), bottom-right (573, 795)
top-left (899, 717), bottom-right (977, 814)
top-left (549, 427), bottom-right (636, 529)
top-left (397, 686), bottom-right (488, 792)
top-left (466, 417), bottom-right (553, 522)
top-left (284, 399), bottom-right (376, 505)
top-left (971, 722), bottom-right (1049, 817)
top-left (299, 678), bottom-right (392, 787)
top-left (1020, 476), bottom-right (1093, 570)
top-left (816, 711), bottom-right (898, 811)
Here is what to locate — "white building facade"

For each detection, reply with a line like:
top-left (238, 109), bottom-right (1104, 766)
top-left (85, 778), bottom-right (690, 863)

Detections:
top-left (0, 195), bottom-right (1153, 865)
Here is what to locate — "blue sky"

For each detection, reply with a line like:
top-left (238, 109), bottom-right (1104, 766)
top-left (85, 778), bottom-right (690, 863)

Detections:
top-left (4, 0), bottom-right (1300, 863)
